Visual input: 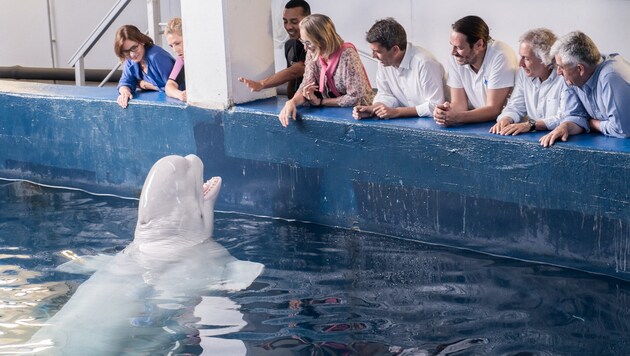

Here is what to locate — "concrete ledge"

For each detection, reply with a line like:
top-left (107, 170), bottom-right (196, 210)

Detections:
top-left (1, 80), bottom-right (630, 281)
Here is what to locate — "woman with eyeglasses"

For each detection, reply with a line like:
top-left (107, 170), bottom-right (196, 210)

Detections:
top-left (114, 25), bottom-right (175, 109)
top-left (164, 17), bottom-right (186, 102)
top-left (278, 14), bottom-right (374, 127)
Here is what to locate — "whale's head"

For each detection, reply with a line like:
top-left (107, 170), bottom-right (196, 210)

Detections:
top-left (133, 154), bottom-right (221, 252)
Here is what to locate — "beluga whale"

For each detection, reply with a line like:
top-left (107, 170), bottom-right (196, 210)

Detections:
top-left (17, 154), bottom-right (264, 355)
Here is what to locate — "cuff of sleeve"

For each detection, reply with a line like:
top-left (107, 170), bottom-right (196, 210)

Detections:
top-left (416, 103), bottom-right (433, 118)
top-left (498, 112), bottom-right (518, 123)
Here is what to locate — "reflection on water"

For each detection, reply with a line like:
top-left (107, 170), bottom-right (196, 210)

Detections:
top-left (1, 180), bottom-right (630, 354)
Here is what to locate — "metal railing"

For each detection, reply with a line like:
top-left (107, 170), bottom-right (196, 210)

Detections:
top-left (68, 0), bottom-right (132, 86)
top-left (68, 0), bottom-right (161, 86)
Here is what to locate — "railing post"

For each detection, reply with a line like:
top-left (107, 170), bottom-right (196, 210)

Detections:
top-left (67, 0), bottom-right (132, 86)
top-left (75, 57), bottom-right (86, 86)
top-left (147, 0), bottom-right (161, 46)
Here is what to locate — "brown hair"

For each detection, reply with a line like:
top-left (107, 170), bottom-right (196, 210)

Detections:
top-left (114, 25), bottom-right (154, 61)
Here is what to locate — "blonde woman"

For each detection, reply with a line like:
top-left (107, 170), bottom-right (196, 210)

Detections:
top-left (278, 14), bottom-right (374, 127)
top-left (114, 25), bottom-right (174, 109)
top-left (164, 17), bottom-right (186, 102)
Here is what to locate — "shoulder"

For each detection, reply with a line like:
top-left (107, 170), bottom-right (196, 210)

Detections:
top-left (601, 55), bottom-right (630, 79)
top-left (408, 45), bottom-right (442, 67)
top-left (146, 45), bottom-right (173, 60)
top-left (339, 43), bottom-right (361, 61)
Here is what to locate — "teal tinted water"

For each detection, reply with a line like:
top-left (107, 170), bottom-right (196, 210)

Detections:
top-left (1, 180), bottom-right (629, 355)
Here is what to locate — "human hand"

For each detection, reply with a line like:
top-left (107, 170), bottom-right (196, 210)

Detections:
top-left (178, 90), bottom-right (187, 102)
top-left (238, 77), bottom-right (264, 92)
top-left (433, 101), bottom-right (452, 126)
top-left (138, 80), bottom-right (158, 91)
top-left (373, 104), bottom-right (398, 119)
top-left (489, 117), bottom-right (514, 134)
top-left (352, 105), bottom-right (373, 120)
top-left (500, 122), bottom-right (531, 136)
top-left (117, 91), bottom-right (133, 109)
top-left (301, 82), bottom-right (319, 104)
top-left (278, 100), bottom-right (298, 127)
top-left (539, 125), bottom-right (569, 147)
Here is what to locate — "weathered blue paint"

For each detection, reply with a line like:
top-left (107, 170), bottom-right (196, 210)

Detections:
top-left (1, 80), bottom-right (630, 280)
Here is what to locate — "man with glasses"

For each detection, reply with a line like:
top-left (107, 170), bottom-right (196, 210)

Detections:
top-left (353, 18), bottom-right (446, 120)
top-left (238, 0), bottom-right (310, 98)
top-left (539, 31), bottom-right (630, 146)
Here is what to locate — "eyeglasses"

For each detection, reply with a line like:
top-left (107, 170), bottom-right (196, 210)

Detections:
top-left (299, 39), bottom-right (314, 49)
top-left (122, 44), bottom-right (141, 57)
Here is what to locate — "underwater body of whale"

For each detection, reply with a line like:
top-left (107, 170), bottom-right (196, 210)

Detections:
top-left (22, 154), bottom-right (264, 355)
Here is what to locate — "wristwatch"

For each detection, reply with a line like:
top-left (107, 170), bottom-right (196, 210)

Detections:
top-left (313, 90), bottom-right (323, 106)
top-left (528, 118), bottom-right (536, 132)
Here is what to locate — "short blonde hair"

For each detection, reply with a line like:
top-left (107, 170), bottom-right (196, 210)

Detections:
top-left (299, 14), bottom-right (343, 58)
top-left (164, 17), bottom-right (182, 36)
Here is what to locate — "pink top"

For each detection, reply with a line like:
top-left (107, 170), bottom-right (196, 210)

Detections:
top-left (168, 56), bottom-right (184, 81)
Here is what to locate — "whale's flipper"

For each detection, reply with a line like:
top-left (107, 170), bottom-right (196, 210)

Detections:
top-left (55, 254), bottom-right (115, 275)
top-left (219, 260), bottom-right (265, 291)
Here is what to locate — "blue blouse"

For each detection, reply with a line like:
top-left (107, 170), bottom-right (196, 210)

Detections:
top-left (117, 45), bottom-right (175, 93)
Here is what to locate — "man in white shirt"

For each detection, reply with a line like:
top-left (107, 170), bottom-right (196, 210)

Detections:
top-left (433, 15), bottom-right (517, 126)
top-left (353, 18), bottom-right (446, 119)
top-left (490, 28), bottom-right (569, 135)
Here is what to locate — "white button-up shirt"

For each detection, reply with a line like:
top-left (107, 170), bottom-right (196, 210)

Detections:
top-left (499, 67), bottom-right (567, 129)
top-left (373, 43), bottom-right (446, 117)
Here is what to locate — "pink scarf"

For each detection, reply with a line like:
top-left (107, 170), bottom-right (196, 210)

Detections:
top-left (318, 42), bottom-right (369, 97)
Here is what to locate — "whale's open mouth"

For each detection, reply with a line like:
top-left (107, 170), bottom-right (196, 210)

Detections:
top-left (203, 176), bottom-right (222, 201)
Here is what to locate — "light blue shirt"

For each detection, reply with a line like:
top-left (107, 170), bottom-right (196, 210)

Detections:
top-left (564, 54), bottom-right (630, 138)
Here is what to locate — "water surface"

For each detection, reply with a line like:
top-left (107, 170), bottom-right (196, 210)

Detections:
top-left (0, 181), bottom-right (629, 355)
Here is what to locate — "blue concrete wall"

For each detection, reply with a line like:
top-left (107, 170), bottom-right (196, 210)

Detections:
top-left (2, 80), bottom-right (630, 281)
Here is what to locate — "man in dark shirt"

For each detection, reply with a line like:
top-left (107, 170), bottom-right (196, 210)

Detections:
top-left (238, 0), bottom-right (310, 98)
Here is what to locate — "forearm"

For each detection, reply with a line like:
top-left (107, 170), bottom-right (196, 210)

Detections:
top-left (261, 63), bottom-right (305, 89)
top-left (396, 106), bottom-right (421, 118)
top-left (165, 80), bottom-right (178, 96)
top-left (289, 91), bottom-right (307, 107)
top-left (455, 105), bottom-right (503, 123)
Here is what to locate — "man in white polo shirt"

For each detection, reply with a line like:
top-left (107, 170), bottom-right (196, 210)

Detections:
top-left (433, 15), bottom-right (517, 126)
top-left (353, 17), bottom-right (446, 119)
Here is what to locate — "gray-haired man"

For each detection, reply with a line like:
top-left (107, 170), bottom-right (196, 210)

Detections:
top-left (540, 31), bottom-right (630, 146)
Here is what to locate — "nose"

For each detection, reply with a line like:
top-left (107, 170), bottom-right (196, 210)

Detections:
top-left (451, 46), bottom-right (457, 56)
top-left (519, 57), bottom-right (525, 68)
top-left (556, 66), bottom-right (563, 76)
top-left (372, 51), bottom-right (378, 59)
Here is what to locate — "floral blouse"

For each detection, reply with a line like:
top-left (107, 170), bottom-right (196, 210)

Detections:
top-left (300, 44), bottom-right (374, 107)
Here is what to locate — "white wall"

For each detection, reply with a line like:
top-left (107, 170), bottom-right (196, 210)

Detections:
top-left (0, 0), bottom-right (180, 69)
top-left (1, 0), bottom-right (629, 81)
top-left (271, 0), bottom-right (630, 85)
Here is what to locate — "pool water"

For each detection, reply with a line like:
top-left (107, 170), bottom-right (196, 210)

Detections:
top-left (1, 180), bottom-right (630, 355)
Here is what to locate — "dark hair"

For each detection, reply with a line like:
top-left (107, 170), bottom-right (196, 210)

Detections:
top-left (285, 0), bottom-right (311, 16)
top-left (452, 15), bottom-right (491, 47)
top-left (365, 17), bottom-right (407, 51)
top-left (114, 25), bottom-right (154, 60)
